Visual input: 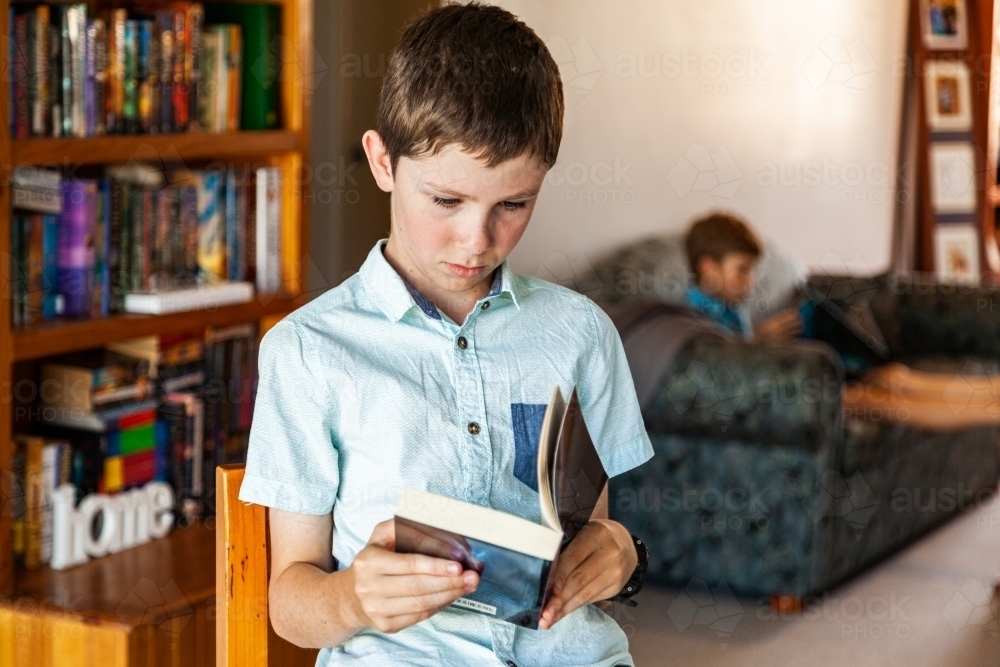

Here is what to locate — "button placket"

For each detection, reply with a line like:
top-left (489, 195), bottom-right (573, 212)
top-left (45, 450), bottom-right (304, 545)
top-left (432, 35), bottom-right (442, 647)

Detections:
top-left (453, 325), bottom-right (491, 505)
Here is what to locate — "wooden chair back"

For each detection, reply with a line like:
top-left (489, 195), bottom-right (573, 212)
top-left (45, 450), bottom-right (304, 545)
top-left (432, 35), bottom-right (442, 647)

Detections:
top-left (216, 464), bottom-right (318, 667)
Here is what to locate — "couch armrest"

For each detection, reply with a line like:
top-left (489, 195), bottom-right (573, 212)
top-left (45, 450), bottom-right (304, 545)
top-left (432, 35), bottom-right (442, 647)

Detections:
top-left (643, 335), bottom-right (844, 450)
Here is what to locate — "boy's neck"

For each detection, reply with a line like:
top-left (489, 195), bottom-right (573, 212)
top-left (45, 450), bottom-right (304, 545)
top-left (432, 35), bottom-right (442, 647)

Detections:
top-left (381, 241), bottom-right (495, 325)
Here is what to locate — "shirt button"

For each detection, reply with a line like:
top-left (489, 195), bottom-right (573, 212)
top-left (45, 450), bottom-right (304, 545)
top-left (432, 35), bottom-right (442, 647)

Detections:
top-left (467, 422), bottom-right (481, 435)
top-left (481, 301), bottom-right (490, 310)
top-left (457, 336), bottom-right (468, 349)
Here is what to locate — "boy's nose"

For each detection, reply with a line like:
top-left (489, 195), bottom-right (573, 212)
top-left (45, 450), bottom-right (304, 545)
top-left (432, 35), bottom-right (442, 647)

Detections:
top-left (455, 214), bottom-right (493, 254)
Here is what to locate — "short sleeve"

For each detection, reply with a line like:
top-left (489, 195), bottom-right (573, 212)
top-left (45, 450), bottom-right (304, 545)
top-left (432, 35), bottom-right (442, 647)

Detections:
top-left (578, 301), bottom-right (654, 478)
top-left (238, 319), bottom-right (340, 514)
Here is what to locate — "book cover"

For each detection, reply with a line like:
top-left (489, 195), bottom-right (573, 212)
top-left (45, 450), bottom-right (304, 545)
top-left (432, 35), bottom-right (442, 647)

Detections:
top-left (92, 181), bottom-right (110, 318)
top-left (394, 387), bottom-right (608, 629)
top-left (59, 5), bottom-right (72, 136)
top-left (205, 2), bottom-right (280, 130)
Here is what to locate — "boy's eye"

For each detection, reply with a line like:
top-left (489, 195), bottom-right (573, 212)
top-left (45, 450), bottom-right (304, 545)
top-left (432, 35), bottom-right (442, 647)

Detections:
top-left (433, 196), bottom-right (460, 209)
top-left (500, 201), bottom-right (527, 211)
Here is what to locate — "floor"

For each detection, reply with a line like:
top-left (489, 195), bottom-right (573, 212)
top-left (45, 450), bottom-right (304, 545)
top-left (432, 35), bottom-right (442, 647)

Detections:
top-left (625, 493), bottom-right (1000, 666)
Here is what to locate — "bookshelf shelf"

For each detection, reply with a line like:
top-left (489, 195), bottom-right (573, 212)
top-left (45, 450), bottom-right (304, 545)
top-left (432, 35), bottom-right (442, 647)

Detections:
top-left (12, 295), bottom-right (300, 361)
top-left (8, 523), bottom-right (215, 626)
top-left (11, 130), bottom-right (302, 166)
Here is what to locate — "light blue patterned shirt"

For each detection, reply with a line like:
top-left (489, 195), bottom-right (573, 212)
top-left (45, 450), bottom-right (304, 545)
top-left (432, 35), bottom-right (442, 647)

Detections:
top-left (239, 238), bottom-right (654, 667)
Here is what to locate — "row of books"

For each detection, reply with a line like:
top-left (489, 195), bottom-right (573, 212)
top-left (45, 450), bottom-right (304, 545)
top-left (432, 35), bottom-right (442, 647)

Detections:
top-left (10, 2), bottom-right (281, 138)
top-left (12, 324), bottom-right (258, 569)
top-left (10, 164), bottom-right (284, 327)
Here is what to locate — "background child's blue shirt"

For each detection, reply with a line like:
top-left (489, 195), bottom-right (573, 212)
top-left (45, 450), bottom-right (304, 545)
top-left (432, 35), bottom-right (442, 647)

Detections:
top-left (240, 238), bottom-right (653, 667)
top-left (686, 285), bottom-right (754, 340)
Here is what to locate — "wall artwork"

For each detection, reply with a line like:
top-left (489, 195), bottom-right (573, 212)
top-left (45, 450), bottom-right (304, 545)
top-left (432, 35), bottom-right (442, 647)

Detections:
top-left (923, 59), bottom-right (972, 130)
top-left (929, 142), bottom-right (977, 212)
top-left (920, 0), bottom-right (968, 50)
top-left (934, 224), bottom-right (980, 283)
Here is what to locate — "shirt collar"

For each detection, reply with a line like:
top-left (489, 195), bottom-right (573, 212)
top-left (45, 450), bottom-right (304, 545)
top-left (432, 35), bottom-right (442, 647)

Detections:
top-left (359, 238), bottom-right (521, 322)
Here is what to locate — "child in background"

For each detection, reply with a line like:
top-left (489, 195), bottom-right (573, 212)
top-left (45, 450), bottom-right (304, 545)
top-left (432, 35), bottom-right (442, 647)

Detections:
top-left (684, 211), bottom-right (803, 341)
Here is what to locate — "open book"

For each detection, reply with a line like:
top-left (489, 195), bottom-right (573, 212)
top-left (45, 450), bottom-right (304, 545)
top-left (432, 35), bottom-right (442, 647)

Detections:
top-left (394, 386), bottom-right (608, 629)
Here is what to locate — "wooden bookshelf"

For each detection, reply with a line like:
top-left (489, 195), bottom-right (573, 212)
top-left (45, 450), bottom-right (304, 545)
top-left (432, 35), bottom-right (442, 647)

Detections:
top-left (0, 0), bottom-right (316, 665)
top-left (11, 130), bottom-right (301, 165)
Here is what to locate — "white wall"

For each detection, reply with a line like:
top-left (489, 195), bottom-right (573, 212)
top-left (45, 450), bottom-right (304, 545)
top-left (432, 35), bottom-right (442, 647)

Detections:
top-left (496, 0), bottom-right (909, 279)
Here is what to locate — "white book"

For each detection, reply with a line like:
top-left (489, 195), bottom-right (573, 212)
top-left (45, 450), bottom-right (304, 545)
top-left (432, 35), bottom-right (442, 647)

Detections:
top-left (40, 443), bottom-right (58, 564)
top-left (123, 281), bottom-right (254, 315)
top-left (255, 167), bottom-right (282, 294)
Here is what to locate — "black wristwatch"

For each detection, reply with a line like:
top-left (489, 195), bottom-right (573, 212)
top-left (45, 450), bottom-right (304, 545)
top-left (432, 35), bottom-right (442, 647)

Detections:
top-left (609, 534), bottom-right (649, 606)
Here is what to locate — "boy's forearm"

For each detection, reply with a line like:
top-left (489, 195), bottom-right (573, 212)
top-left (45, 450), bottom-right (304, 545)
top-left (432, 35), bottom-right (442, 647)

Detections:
top-left (269, 561), bottom-right (366, 649)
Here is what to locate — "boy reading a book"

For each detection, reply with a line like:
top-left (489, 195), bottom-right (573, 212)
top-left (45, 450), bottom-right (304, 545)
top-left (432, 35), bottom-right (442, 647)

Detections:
top-left (238, 3), bottom-right (654, 666)
top-left (684, 211), bottom-right (803, 341)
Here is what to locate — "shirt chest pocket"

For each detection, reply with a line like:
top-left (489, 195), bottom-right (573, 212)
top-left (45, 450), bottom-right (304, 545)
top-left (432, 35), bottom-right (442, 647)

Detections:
top-left (510, 402), bottom-right (548, 492)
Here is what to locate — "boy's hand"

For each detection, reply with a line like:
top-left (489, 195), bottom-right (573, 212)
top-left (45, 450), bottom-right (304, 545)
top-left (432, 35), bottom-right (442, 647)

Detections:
top-left (346, 520), bottom-right (479, 634)
top-left (538, 519), bottom-right (637, 630)
top-left (755, 308), bottom-right (803, 341)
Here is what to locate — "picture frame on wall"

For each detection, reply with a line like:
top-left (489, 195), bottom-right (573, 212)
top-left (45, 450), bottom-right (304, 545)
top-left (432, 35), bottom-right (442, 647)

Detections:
top-left (920, 0), bottom-right (968, 50)
top-left (923, 60), bottom-right (973, 130)
top-left (929, 142), bottom-right (977, 212)
top-left (934, 224), bottom-right (980, 283)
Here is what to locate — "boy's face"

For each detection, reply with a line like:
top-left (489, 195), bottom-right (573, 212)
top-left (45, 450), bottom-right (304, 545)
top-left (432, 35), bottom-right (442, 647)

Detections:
top-left (364, 132), bottom-right (548, 301)
top-left (697, 252), bottom-right (757, 304)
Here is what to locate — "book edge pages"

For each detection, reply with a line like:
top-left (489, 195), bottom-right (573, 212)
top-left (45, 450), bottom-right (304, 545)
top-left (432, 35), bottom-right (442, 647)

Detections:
top-left (395, 487), bottom-right (561, 562)
top-left (535, 385), bottom-right (566, 532)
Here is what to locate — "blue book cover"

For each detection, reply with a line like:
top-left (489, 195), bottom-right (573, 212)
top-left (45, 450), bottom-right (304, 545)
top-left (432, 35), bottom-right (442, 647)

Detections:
top-left (394, 388), bottom-right (608, 629)
top-left (57, 180), bottom-right (97, 317)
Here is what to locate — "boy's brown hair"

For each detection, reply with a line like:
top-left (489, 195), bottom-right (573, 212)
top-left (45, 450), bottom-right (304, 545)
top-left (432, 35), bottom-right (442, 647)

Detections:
top-left (375, 2), bottom-right (564, 173)
top-left (685, 212), bottom-right (762, 277)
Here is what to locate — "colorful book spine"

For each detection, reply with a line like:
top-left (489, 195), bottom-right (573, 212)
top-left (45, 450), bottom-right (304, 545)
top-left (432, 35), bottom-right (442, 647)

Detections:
top-left (13, 12), bottom-right (29, 139)
top-left (204, 3), bottom-right (280, 130)
top-left (48, 19), bottom-right (61, 137)
top-left (32, 5), bottom-right (50, 136)
top-left (92, 18), bottom-right (107, 136)
top-left (137, 20), bottom-right (152, 134)
top-left (225, 169), bottom-right (238, 281)
top-left (84, 19), bottom-right (96, 137)
top-left (195, 171), bottom-right (225, 283)
top-left (226, 24), bottom-right (241, 131)
top-left (158, 12), bottom-right (174, 134)
top-left (58, 180), bottom-right (97, 317)
top-left (92, 181), bottom-right (110, 318)
top-left (42, 213), bottom-right (61, 319)
top-left (123, 19), bottom-right (138, 134)
top-left (256, 167), bottom-right (281, 293)
top-left (25, 214), bottom-right (43, 325)
top-left (69, 4), bottom-right (86, 137)
top-left (59, 6), bottom-right (72, 137)
top-left (106, 9), bottom-right (127, 134)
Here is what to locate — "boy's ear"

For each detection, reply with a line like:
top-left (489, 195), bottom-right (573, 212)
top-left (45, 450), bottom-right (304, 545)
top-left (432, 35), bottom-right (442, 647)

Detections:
top-left (362, 129), bottom-right (394, 193)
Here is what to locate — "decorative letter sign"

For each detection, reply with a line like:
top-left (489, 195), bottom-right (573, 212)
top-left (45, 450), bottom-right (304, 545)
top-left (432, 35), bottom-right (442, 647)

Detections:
top-left (51, 481), bottom-right (175, 570)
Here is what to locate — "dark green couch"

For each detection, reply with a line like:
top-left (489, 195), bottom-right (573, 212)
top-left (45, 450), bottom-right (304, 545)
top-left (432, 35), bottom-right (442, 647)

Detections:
top-left (607, 273), bottom-right (1000, 599)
